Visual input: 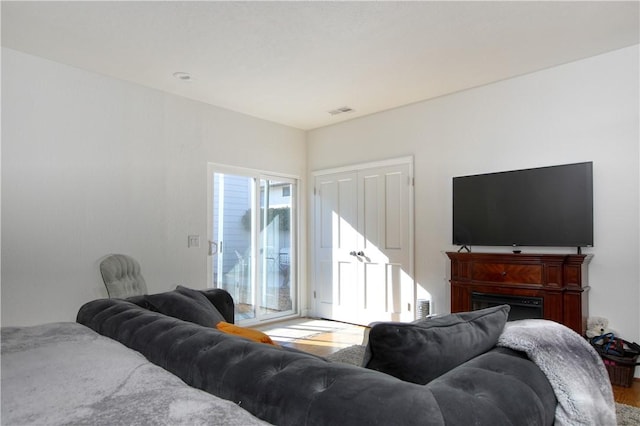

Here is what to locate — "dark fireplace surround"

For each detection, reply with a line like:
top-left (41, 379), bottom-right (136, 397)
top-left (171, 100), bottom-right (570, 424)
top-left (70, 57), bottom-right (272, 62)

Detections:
top-left (447, 252), bottom-right (591, 335)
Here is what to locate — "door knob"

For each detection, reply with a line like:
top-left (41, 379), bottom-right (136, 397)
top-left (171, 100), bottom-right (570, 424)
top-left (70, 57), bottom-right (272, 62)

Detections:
top-left (349, 251), bottom-right (357, 256)
top-left (357, 251), bottom-right (365, 256)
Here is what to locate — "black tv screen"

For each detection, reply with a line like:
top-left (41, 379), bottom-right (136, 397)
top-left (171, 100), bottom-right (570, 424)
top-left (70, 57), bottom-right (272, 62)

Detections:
top-left (452, 162), bottom-right (593, 248)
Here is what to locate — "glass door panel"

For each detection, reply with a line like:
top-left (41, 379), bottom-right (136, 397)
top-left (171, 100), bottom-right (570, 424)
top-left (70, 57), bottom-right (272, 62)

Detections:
top-left (212, 172), bottom-right (256, 321)
top-left (258, 179), bottom-right (294, 318)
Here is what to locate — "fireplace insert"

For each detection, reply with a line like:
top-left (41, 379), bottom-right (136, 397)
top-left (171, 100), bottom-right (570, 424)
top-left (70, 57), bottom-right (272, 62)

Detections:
top-left (471, 292), bottom-right (543, 321)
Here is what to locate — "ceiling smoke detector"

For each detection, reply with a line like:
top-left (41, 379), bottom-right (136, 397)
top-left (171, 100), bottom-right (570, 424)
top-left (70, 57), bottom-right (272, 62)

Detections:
top-left (328, 106), bottom-right (355, 116)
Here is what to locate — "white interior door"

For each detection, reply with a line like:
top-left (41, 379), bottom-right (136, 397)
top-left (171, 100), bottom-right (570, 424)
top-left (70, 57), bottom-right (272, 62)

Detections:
top-left (314, 158), bottom-right (414, 325)
top-left (357, 164), bottom-right (413, 325)
top-left (315, 171), bottom-right (359, 324)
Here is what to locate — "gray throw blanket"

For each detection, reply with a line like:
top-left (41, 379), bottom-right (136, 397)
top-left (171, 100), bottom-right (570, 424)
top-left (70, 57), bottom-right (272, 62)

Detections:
top-left (497, 319), bottom-right (616, 426)
top-left (1, 322), bottom-right (269, 425)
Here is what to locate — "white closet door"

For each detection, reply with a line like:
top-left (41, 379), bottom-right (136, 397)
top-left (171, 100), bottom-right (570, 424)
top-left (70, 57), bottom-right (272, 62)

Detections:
top-left (314, 159), bottom-right (414, 325)
top-left (357, 164), bottom-right (413, 324)
top-left (314, 171), bottom-right (359, 324)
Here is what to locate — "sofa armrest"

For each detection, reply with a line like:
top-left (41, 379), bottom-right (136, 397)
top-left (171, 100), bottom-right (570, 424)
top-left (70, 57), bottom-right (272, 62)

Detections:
top-left (199, 289), bottom-right (235, 324)
top-left (126, 288), bottom-right (234, 324)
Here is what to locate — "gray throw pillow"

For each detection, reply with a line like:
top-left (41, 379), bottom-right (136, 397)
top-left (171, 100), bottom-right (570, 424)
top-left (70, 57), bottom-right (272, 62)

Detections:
top-left (363, 305), bottom-right (510, 384)
top-left (145, 285), bottom-right (226, 327)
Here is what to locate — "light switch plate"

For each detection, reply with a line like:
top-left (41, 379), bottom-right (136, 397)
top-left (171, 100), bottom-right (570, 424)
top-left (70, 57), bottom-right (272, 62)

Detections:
top-left (187, 235), bottom-right (200, 248)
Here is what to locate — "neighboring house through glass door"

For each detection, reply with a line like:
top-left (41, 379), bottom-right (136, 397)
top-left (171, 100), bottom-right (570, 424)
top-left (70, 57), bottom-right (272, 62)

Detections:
top-left (208, 164), bottom-right (297, 324)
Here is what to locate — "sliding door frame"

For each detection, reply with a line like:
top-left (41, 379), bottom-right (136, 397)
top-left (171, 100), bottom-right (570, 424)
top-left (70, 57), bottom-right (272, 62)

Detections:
top-left (207, 162), bottom-right (301, 325)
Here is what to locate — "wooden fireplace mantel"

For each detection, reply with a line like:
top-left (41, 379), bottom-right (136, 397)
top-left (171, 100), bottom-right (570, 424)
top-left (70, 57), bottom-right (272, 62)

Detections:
top-left (446, 252), bottom-right (592, 335)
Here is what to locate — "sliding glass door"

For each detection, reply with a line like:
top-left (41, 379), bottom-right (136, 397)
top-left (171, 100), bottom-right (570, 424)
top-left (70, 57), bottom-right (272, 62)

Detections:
top-left (209, 165), bottom-right (296, 323)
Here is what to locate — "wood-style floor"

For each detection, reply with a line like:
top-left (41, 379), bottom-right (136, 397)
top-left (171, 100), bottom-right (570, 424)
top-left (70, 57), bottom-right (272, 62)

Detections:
top-left (256, 317), bottom-right (640, 408)
top-left (613, 380), bottom-right (640, 407)
top-left (255, 317), bottom-right (366, 357)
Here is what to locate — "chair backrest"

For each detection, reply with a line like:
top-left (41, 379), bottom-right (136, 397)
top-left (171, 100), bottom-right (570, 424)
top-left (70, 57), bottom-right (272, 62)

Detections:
top-left (100, 254), bottom-right (148, 298)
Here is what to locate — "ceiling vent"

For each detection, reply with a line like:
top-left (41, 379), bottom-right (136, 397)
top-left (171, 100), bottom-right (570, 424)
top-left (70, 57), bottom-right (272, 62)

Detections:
top-left (173, 71), bottom-right (192, 81)
top-left (328, 106), bottom-right (355, 116)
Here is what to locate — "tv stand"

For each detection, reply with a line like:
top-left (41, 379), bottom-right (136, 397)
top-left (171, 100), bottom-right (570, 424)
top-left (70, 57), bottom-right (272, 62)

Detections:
top-left (447, 252), bottom-right (592, 335)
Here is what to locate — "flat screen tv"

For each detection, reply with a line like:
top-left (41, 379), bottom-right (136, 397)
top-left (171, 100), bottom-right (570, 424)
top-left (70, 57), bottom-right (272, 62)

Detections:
top-left (452, 162), bottom-right (593, 249)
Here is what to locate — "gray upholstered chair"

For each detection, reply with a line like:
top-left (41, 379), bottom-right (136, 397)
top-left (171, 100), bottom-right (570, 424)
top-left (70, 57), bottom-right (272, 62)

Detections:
top-left (100, 254), bottom-right (148, 298)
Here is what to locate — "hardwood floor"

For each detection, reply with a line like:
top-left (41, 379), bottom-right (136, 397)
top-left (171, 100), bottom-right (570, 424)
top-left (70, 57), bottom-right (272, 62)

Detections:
top-left (613, 380), bottom-right (640, 407)
top-left (255, 317), bottom-right (366, 357)
top-left (256, 317), bottom-right (640, 408)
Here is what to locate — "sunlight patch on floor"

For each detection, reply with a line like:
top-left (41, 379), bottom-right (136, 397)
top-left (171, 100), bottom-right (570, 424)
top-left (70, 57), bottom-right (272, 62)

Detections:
top-left (255, 318), bottom-right (356, 342)
top-left (254, 318), bottom-right (366, 356)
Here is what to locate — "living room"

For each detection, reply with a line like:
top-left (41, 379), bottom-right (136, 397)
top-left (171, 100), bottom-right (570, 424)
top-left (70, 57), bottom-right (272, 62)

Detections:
top-left (2, 0), bottom-right (639, 395)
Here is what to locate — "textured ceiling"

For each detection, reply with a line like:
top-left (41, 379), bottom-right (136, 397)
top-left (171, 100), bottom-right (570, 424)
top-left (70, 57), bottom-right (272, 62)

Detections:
top-left (2, 1), bottom-right (639, 130)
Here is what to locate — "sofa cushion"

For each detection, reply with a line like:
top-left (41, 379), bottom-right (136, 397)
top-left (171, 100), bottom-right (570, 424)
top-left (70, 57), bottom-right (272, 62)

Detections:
top-left (363, 305), bottom-right (510, 384)
top-left (145, 285), bottom-right (226, 327)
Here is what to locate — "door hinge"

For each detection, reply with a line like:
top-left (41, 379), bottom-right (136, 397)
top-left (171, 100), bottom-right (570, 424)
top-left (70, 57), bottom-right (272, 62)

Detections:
top-left (408, 303), bottom-right (411, 311)
top-left (409, 177), bottom-right (414, 186)
top-left (313, 291), bottom-right (317, 299)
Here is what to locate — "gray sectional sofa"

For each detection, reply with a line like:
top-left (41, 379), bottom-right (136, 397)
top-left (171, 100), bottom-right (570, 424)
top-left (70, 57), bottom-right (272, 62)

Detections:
top-left (76, 287), bottom-right (559, 426)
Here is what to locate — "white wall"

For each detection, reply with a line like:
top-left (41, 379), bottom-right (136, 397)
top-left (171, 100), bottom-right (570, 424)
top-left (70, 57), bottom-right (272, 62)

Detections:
top-left (1, 48), bottom-right (306, 326)
top-left (2, 44), bottom-right (639, 362)
top-left (308, 46), bottom-right (640, 351)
